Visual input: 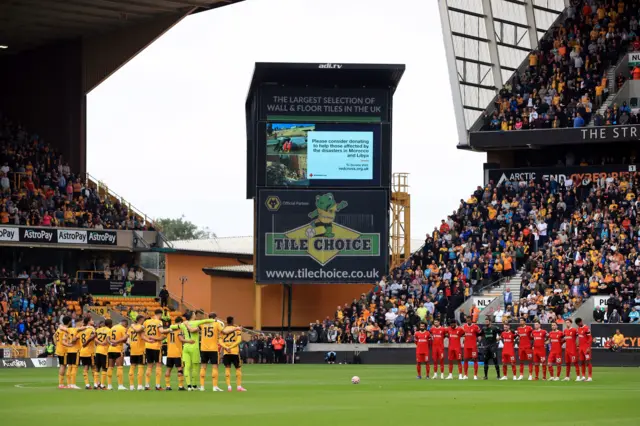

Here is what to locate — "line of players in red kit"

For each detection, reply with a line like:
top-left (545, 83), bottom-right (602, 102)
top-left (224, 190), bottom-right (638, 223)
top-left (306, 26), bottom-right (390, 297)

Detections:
top-left (414, 317), bottom-right (593, 381)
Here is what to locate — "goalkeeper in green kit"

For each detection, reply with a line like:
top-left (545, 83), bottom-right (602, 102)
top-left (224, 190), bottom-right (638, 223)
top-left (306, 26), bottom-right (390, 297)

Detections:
top-left (170, 311), bottom-right (215, 391)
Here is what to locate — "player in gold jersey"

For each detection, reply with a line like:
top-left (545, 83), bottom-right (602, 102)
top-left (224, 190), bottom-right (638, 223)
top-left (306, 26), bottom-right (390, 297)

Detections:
top-left (78, 317), bottom-right (99, 390)
top-left (200, 313), bottom-right (236, 392)
top-left (64, 323), bottom-right (83, 389)
top-left (143, 309), bottom-right (164, 390)
top-left (54, 317), bottom-right (71, 389)
top-left (107, 318), bottom-right (129, 390)
top-left (160, 316), bottom-right (191, 391)
top-left (129, 315), bottom-right (154, 390)
top-left (94, 320), bottom-right (111, 390)
top-left (220, 316), bottom-right (246, 392)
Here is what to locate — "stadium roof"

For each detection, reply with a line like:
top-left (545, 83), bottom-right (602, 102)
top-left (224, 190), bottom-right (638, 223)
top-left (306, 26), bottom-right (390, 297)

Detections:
top-left (438, 0), bottom-right (567, 146)
top-left (202, 264), bottom-right (253, 279)
top-left (1, 0), bottom-right (244, 54)
top-left (169, 236), bottom-right (253, 256)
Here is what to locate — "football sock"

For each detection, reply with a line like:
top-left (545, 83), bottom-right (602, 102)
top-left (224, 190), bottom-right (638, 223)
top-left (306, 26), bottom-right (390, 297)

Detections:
top-left (70, 365), bottom-right (77, 385)
top-left (93, 371), bottom-right (99, 386)
top-left (457, 362), bottom-right (463, 374)
top-left (165, 373), bottom-right (171, 388)
top-left (236, 369), bottom-right (242, 387)
top-left (192, 363), bottom-right (200, 387)
top-left (556, 366), bottom-right (561, 377)
top-left (440, 360), bottom-right (444, 373)
top-left (107, 367), bottom-right (113, 386)
top-left (83, 368), bottom-right (89, 386)
top-left (528, 363), bottom-right (533, 375)
top-left (416, 364), bottom-right (421, 376)
top-left (200, 367), bottom-right (206, 387)
top-left (587, 363), bottom-right (592, 378)
top-left (101, 371), bottom-right (107, 386)
top-left (511, 365), bottom-right (516, 375)
top-left (448, 362), bottom-right (453, 374)
top-left (66, 366), bottom-right (71, 385)
top-left (156, 366), bottom-right (162, 387)
top-left (145, 367), bottom-right (151, 387)
top-left (484, 364), bottom-right (489, 377)
top-left (464, 361), bottom-right (469, 376)
top-left (58, 373), bottom-right (65, 386)
top-left (542, 365), bottom-right (547, 379)
top-left (212, 367), bottom-right (219, 387)
top-left (178, 374), bottom-right (185, 388)
top-left (117, 366), bottom-right (124, 386)
top-left (225, 368), bottom-right (231, 387)
top-left (425, 363), bottom-right (430, 376)
top-left (183, 359), bottom-right (192, 386)
top-left (566, 364), bottom-right (571, 378)
top-left (138, 365), bottom-right (144, 386)
top-left (128, 367), bottom-right (135, 387)
top-left (495, 364), bottom-right (500, 377)
top-left (473, 362), bottom-right (478, 376)
top-left (574, 363), bottom-right (580, 377)
top-left (581, 363), bottom-right (586, 377)
top-left (535, 365), bottom-right (540, 378)
top-left (503, 365), bottom-right (507, 376)
top-left (519, 364), bottom-right (524, 375)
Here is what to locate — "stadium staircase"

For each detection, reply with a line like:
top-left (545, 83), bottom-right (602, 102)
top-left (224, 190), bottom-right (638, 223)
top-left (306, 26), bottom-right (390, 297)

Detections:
top-left (477, 271), bottom-right (522, 304)
top-left (587, 54), bottom-right (629, 127)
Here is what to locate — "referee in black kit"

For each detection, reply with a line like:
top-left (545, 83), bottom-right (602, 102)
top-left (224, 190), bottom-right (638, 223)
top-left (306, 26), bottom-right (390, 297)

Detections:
top-left (481, 317), bottom-right (502, 380)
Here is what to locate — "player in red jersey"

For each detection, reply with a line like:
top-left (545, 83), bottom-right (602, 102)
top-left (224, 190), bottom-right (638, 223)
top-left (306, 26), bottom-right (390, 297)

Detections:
top-left (531, 321), bottom-right (548, 380)
top-left (445, 322), bottom-right (464, 380)
top-left (575, 318), bottom-right (593, 382)
top-left (414, 323), bottom-right (431, 379)
top-left (462, 317), bottom-right (481, 380)
top-left (547, 322), bottom-right (563, 381)
top-left (430, 319), bottom-right (446, 379)
top-left (562, 318), bottom-right (579, 381)
top-left (516, 318), bottom-right (533, 380)
top-left (499, 323), bottom-right (517, 380)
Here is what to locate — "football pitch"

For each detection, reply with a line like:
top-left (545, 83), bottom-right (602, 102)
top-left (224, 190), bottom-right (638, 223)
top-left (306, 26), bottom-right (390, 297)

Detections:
top-left (1, 365), bottom-right (638, 426)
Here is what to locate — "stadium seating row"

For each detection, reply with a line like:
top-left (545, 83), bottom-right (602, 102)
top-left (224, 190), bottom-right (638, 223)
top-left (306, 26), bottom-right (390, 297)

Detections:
top-left (319, 169), bottom-right (640, 343)
top-left (0, 113), bottom-right (154, 230)
top-left (481, 0), bottom-right (634, 131)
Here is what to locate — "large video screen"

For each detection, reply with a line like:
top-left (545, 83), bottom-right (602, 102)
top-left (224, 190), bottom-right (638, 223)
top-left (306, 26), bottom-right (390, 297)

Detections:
top-left (264, 122), bottom-right (381, 187)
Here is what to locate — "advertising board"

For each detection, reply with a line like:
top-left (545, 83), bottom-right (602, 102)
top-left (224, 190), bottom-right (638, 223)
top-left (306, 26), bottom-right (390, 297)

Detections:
top-left (256, 189), bottom-right (389, 284)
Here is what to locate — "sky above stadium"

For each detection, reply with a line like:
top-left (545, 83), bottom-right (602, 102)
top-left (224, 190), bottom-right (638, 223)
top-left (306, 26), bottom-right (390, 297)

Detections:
top-left (87, 0), bottom-right (484, 239)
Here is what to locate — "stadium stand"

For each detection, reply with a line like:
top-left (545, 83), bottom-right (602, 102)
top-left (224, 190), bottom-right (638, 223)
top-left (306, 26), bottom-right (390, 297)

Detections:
top-left (319, 170), bottom-right (640, 342)
top-left (480, 0), bottom-right (634, 131)
top-left (0, 114), bottom-right (154, 230)
top-left (0, 277), bottom-right (79, 351)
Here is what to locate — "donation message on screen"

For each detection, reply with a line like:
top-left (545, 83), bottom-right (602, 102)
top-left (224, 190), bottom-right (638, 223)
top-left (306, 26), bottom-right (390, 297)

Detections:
top-left (306, 131), bottom-right (373, 180)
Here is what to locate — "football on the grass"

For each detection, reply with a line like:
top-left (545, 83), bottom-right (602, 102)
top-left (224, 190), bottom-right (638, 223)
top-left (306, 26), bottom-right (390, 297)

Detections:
top-left (351, 376), bottom-right (360, 384)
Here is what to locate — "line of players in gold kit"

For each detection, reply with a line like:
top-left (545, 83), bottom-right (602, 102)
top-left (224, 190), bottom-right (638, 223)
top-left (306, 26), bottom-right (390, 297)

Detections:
top-left (53, 309), bottom-right (246, 392)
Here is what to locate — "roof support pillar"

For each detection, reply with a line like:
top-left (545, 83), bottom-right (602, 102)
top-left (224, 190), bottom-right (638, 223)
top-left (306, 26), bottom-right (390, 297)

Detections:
top-left (481, 0), bottom-right (504, 90)
top-left (524, 0), bottom-right (539, 50)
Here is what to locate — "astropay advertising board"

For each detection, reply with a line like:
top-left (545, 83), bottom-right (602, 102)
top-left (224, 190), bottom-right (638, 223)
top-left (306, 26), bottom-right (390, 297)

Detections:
top-left (0, 226), bottom-right (117, 246)
top-left (256, 189), bottom-right (389, 284)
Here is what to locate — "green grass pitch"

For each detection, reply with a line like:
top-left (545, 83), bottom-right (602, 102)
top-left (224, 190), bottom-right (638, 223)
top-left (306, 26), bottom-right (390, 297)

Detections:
top-left (1, 365), bottom-right (638, 426)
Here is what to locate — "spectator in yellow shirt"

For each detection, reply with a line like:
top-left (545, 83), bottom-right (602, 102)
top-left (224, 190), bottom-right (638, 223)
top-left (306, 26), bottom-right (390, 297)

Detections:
top-left (611, 329), bottom-right (625, 352)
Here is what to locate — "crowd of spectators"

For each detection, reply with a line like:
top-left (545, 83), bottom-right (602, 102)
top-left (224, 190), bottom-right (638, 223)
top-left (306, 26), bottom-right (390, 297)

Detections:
top-left (481, 0), bottom-right (636, 131)
top-left (0, 262), bottom-right (145, 282)
top-left (0, 114), bottom-right (153, 230)
top-left (320, 162), bottom-right (640, 343)
top-left (0, 278), bottom-right (81, 349)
